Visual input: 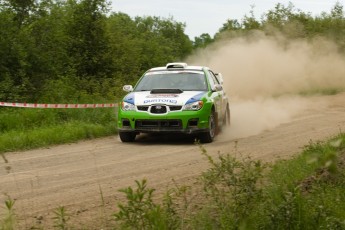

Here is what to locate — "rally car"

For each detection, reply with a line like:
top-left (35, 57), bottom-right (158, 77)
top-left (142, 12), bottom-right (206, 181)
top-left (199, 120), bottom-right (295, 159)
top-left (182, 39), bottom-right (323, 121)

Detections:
top-left (117, 62), bottom-right (230, 143)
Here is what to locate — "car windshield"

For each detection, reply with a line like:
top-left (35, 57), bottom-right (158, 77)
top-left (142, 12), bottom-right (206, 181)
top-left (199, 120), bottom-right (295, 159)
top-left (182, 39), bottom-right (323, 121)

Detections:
top-left (134, 71), bottom-right (208, 91)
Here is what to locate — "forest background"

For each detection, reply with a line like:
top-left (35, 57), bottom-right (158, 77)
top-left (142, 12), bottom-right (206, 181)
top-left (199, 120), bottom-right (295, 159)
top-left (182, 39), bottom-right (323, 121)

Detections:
top-left (1, 0), bottom-right (344, 104)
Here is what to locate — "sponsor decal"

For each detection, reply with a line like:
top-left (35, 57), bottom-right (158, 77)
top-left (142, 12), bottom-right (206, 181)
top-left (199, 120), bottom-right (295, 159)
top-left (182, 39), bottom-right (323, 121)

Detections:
top-left (143, 99), bottom-right (178, 104)
top-left (124, 93), bottom-right (135, 104)
top-left (185, 92), bottom-right (207, 104)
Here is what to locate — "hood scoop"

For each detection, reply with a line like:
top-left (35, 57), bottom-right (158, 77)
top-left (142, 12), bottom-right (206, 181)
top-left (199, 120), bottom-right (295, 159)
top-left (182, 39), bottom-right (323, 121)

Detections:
top-left (150, 89), bottom-right (183, 94)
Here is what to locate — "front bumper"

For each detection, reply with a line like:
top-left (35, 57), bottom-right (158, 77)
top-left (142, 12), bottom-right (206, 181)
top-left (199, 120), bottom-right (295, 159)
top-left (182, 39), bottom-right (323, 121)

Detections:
top-left (118, 108), bottom-right (210, 134)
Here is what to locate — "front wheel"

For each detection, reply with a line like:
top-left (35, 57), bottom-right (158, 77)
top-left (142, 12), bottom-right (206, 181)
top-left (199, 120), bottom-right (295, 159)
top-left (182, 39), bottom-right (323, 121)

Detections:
top-left (199, 112), bottom-right (216, 143)
top-left (119, 132), bottom-right (136, 142)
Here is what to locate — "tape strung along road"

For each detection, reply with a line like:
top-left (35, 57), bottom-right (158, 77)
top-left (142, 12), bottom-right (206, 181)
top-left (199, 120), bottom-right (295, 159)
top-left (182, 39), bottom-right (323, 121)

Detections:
top-left (0, 102), bottom-right (118, 108)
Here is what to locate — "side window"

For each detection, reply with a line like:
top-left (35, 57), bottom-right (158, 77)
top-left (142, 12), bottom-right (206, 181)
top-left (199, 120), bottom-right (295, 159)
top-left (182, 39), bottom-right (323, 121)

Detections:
top-left (208, 70), bottom-right (220, 88)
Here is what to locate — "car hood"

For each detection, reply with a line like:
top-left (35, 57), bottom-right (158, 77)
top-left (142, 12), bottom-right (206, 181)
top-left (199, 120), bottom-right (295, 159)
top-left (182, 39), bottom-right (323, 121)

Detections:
top-left (123, 91), bottom-right (207, 106)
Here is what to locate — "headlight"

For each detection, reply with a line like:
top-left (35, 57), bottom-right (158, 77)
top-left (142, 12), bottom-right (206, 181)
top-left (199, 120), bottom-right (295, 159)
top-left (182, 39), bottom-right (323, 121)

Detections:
top-left (183, 101), bottom-right (204, 111)
top-left (122, 102), bottom-right (135, 111)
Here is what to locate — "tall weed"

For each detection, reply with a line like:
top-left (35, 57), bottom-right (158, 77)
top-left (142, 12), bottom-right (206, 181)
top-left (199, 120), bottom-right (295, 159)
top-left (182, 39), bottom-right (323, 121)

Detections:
top-left (114, 179), bottom-right (168, 229)
top-left (259, 134), bottom-right (345, 229)
top-left (194, 146), bottom-right (265, 229)
top-left (0, 197), bottom-right (16, 230)
top-left (53, 206), bottom-right (70, 230)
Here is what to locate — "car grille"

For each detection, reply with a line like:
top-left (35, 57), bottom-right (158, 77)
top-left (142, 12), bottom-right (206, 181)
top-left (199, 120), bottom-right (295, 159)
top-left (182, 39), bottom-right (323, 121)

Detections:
top-left (136, 105), bottom-right (182, 113)
top-left (169, 106), bottom-right (182, 111)
top-left (150, 105), bottom-right (167, 114)
top-left (135, 120), bottom-right (182, 130)
top-left (137, 106), bottom-right (149, 111)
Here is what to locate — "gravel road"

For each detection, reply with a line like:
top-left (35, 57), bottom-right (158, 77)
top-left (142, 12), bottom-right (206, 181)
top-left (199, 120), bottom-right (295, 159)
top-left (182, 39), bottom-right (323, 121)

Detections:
top-left (1, 93), bottom-right (344, 229)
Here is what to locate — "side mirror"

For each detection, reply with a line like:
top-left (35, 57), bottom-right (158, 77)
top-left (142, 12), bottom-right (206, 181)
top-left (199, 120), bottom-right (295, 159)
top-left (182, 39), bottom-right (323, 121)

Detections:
top-left (212, 84), bottom-right (223, 92)
top-left (123, 85), bottom-right (133, 92)
top-left (215, 73), bottom-right (224, 85)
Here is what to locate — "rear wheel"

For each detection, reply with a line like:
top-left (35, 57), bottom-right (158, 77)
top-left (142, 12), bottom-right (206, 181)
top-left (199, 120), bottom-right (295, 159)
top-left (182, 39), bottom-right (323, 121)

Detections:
top-left (199, 111), bottom-right (216, 143)
top-left (119, 132), bottom-right (136, 142)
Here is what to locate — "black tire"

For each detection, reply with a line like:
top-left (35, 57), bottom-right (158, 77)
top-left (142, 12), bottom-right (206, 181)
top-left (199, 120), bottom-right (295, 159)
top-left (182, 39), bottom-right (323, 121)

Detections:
top-left (119, 132), bottom-right (136, 142)
top-left (199, 111), bottom-right (216, 143)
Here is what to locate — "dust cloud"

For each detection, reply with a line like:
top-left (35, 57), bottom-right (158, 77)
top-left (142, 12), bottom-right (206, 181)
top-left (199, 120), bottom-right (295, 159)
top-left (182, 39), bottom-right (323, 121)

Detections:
top-left (186, 32), bottom-right (345, 139)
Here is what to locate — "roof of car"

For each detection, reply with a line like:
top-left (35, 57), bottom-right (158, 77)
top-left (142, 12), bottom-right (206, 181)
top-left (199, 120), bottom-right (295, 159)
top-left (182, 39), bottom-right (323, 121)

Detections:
top-left (147, 62), bottom-right (207, 72)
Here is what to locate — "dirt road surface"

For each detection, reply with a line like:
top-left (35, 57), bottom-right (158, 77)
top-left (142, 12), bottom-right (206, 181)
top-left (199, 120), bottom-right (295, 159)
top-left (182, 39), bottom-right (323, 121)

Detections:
top-left (1, 93), bottom-right (345, 229)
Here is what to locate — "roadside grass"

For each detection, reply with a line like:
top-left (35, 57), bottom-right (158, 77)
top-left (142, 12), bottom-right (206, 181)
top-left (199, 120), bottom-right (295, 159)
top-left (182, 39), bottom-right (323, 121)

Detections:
top-left (114, 134), bottom-right (345, 229)
top-left (255, 134), bottom-right (345, 229)
top-left (0, 108), bottom-right (117, 153)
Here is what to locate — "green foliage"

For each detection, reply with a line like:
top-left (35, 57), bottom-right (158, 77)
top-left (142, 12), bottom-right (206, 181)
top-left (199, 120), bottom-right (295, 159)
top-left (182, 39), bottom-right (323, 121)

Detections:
top-left (263, 184), bottom-right (345, 230)
top-left (114, 135), bottom-right (345, 230)
top-left (53, 206), bottom-right (69, 230)
top-left (161, 183), bottom-right (192, 229)
top-left (0, 0), bottom-right (193, 102)
top-left (114, 178), bottom-right (194, 229)
top-left (114, 179), bottom-right (169, 230)
top-left (193, 147), bottom-right (266, 229)
top-left (0, 108), bottom-right (117, 153)
top-left (0, 197), bottom-right (16, 230)
top-left (113, 148), bottom-right (267, 230)
top-left (256, 134), bottom-right (345, 229)
top-left (106, 14), bottom-right (193, 86)
top-left (214, 2), bottom-right (345, 50)
top-left (1, 1), bottom-right (344, 102)
top-left (217, 19), bottom-right (242, 37)
top-left (268, 135), bottom-right (345, 193)
top-left (193, 33), bottom-right (214, 49)
top-left (242, 6), bottom-right (261, 30)
top-left (0, 121), bottom-right (116, 153)
top-left (66, 0), bottom-right (112, 82)
top-left (0, 107), bottom-right (116, 132)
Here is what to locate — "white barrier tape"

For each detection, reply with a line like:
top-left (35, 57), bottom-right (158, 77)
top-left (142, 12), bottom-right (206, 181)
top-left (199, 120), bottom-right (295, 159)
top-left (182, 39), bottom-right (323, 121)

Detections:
top-left (0, 102), bottom-right (118, 108)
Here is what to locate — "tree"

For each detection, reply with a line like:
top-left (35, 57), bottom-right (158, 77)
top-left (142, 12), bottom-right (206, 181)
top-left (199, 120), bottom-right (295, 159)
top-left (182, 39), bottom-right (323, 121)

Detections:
top-left (263, 2), bottom-right (295, 28)
top-left (106, 12), bottom-right (143, 85)
top-left (5, 0), bottom-right (35, 26)
top-left (242, 5), bottom-right (261, 30)
top-left (66, 0), bottom-right (112, 81)
top-left (0, 3), bottom-right (31, 101)
top-left (219, 19), bottom-right (242, 33)
top-left (193, 33), bottom-right (214, 49)
top-left (330, 1), bottom-right (344, 19)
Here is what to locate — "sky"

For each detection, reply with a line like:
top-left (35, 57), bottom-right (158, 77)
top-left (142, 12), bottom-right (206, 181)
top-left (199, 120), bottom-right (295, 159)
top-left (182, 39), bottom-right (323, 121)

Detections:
top-left (110, 0), bottom-right (344, 39)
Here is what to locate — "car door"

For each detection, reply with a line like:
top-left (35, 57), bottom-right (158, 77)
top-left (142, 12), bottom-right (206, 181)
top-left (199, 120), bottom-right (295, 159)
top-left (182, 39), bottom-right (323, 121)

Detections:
top-left (207, 70), bottom-right (223, 122)
top-left (213, 72), bottom-right (228, 118)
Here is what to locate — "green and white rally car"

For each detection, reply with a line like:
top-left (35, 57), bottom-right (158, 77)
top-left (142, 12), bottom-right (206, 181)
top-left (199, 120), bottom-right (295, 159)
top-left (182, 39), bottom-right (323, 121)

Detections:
top-left (117, 62), bottom-right (230, 143)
